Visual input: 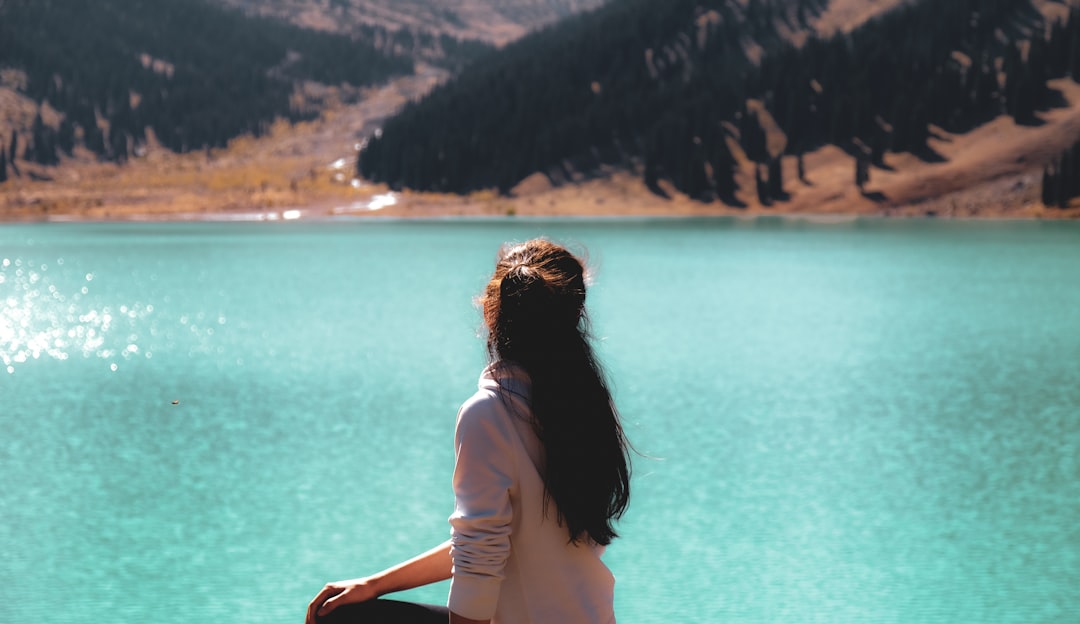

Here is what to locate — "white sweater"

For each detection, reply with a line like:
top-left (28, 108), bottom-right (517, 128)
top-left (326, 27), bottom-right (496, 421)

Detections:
top-left (448, 362), bottom-right (616, 623)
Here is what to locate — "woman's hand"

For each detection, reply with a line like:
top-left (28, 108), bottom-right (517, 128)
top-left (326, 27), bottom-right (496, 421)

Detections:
top-left (304, 540), bottom-right (452, 623)
top-left (305, 577), bottom-right (380, 624)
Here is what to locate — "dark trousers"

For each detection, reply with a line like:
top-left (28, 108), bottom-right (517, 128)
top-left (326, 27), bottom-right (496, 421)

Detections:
top-left (318, 599), bottom-right (449, 624)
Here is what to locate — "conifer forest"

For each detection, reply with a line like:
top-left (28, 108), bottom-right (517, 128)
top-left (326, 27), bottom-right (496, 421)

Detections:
top-left (356, 0), bottom-right (1080, 208)
top-left (0, 0), bottom-right (487, 171)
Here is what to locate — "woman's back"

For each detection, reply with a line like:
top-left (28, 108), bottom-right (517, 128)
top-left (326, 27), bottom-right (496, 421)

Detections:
top-left (449, 362), bottom-right (616, 623)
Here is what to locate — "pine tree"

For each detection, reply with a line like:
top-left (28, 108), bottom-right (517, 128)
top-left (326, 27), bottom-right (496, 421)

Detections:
top-left (84, 124), bottom-right (106, 156)
top-left (108, 126), bottom-right (128, 163)
top-left (755, 164), bottom-right (770, 205)
top-left (1067, 144), bottom-right (1080, 207)
top-left (58, 119), bottom-right (75, 156)
top-left (767, 156), bottom-right (783, 199)
top-left (855, 153), bottom-right (870, 191)
top-left (1060, 146), bottom-right (1074, 207)
top-left (1037, 137), bottom-right (1080, 209)
top-left (1041, 161), bottom-right (1056, 207)
top-left (708, 129), bottom-right (740, 206)
top-left (30, 112), bottom-right (59, 166)
top-left (740, 109), bottom-right (769, 164)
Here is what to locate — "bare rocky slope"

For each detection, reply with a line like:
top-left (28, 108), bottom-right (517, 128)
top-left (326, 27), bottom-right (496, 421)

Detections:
top-left (217, 0), bottom-right (608, 45)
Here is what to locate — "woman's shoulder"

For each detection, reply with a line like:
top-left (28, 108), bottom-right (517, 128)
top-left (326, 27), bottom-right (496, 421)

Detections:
top-left (456, 363), bottom-right (531, 433)
top-left (457, 385), bottom-right (504, 421)
top-left (477, 361), bottom-right (530, 400)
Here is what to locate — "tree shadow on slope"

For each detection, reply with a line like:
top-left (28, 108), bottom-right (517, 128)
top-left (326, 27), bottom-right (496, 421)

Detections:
top-left (860, 189), bottom-right (888, 203)
top-left (1015, 84), bottom-right (1071, 127)
top-left (909, 142), bottom-right (949, 164)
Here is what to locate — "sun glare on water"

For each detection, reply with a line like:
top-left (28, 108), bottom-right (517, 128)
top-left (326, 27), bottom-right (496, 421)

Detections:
top-left (0, 257), bottom-right (155, 374)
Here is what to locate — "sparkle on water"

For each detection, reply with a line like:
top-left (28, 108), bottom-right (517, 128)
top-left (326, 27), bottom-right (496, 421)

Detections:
top-left (1, 259), bottom-right (156, 374)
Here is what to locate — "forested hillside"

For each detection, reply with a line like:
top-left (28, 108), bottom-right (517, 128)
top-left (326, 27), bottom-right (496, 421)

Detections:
top-left (357, 0), bottom-right (1080, 205)
top-left (0, 0), bottom-right (432, 174)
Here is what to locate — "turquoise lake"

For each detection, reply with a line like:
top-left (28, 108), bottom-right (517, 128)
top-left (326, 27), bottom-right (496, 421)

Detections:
top-left (2, 218), bottom-right (1078, 623)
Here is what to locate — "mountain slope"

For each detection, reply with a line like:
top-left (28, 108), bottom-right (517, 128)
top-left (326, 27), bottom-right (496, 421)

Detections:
top-left (0, 0), bottom-right (418, 166)
top-left (218, 0), bottom-right (609, 45)
top-left (356, 0), bottom-right (1080, 209)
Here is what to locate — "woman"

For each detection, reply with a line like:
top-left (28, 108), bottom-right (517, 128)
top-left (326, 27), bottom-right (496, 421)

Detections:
top-left (307, 239), bottom-right (632, 624)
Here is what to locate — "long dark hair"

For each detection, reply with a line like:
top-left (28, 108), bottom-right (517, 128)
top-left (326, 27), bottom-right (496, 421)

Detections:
top-left (480, 239), bottom-right (631, 546)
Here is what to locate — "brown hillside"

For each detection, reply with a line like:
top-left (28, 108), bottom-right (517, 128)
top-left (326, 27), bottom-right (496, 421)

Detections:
top-left (217, 0), bottom-right (607, 45)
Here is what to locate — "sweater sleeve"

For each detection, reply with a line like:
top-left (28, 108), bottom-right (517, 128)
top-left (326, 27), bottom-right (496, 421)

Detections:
top-left (447, 391), bottom-right (516, 620)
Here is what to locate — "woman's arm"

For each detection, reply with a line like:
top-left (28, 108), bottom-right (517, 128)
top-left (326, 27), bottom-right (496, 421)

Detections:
top-left (450, 612), bottom-right (490, 624)
top-left (306, 539), bottom-right (453, 624)
top-left (447, 393), bottom-right (516, 622)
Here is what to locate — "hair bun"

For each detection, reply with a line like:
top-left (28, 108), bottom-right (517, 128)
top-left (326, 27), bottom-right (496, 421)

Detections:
top-left (499, 262), bottom-right (583, 330)
top-left (500, 263), bottom-right (541, 295)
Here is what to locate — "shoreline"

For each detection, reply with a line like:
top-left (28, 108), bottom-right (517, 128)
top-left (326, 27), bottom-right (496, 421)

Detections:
top-left (5, 161), bottom-right (1080, 223)
top-left (5, 196), bottom-right (1080, 223)
top-left (5, 77), bottom-right (1080, 224)
top-left (5, 160), bottom-right (1079, 223)
top-left (10, 202), bottom-right (1080, 225)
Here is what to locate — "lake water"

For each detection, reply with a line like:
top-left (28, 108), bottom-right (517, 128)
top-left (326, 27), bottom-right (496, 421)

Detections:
top-left (2, 218), bottom-right (1078, 624)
